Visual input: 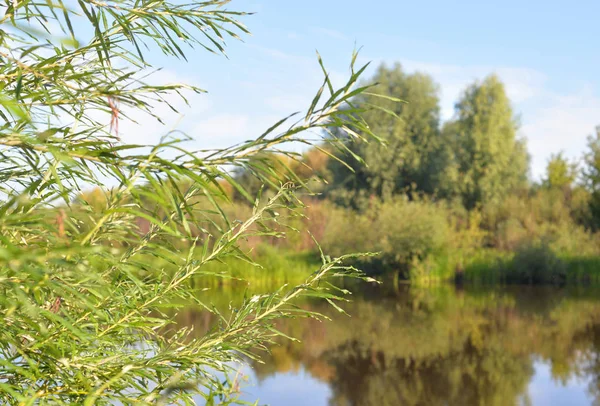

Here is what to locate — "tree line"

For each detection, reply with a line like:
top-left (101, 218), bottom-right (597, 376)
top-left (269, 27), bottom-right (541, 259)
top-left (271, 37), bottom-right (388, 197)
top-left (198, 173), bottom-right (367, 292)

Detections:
top-left (225, 63), bottom-right (600, 283)
top-left (322, 63), bottom-right (599, 219)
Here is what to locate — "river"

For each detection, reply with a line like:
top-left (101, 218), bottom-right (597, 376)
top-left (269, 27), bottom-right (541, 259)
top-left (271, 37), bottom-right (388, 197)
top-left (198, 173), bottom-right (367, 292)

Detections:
top-left (177, 284), bottom-right (600, 405)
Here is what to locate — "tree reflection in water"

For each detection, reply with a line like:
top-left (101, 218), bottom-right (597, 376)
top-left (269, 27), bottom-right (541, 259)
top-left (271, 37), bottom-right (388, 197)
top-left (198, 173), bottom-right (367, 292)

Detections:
top-left (172, 285), bottom-right (600, 406)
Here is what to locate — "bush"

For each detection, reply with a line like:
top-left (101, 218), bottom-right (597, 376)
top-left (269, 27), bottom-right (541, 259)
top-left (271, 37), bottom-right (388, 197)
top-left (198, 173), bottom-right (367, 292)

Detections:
top-left (319, 204), bottom-right (373, 256)
top-left (506, 243), bottom-right (568, 285)
top-left (461, 243), bottom-right (569, 285)
top-left (481, 189), bottom-right (599, 255)
top-left (321, 197), bottom-right (450, 274)
top-left (376, 197), bottom-right (449, 263)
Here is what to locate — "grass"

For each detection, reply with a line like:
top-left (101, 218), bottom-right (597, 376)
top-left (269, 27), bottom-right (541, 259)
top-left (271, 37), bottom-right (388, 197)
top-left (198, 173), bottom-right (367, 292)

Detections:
top-left (407, 249), bottom-right (506, 286)
top-left (134, 244), bottom-right (321, 290)
top-left (194, 246), bottom-right (320, 289)
top-left (393, 245), bottom-right (600, 287)
top-left (460, 248), bottom-right (600, 286)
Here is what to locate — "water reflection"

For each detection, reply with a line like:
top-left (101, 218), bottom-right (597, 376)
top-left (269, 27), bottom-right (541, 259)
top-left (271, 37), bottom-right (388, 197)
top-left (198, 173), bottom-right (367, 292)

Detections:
top-left (178, 285), bottom-right (600, 405)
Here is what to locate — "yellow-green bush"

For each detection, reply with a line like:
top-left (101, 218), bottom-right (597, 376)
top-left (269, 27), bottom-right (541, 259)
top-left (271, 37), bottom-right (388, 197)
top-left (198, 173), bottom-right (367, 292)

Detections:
top-left (481, 188), bottom-right (599, 255)
top-left (320, 197), bottom-right (450, 273)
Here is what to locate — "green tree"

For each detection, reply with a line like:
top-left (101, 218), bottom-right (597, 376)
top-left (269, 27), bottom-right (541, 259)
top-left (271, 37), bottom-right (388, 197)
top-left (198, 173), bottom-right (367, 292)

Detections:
top-left (543, 152), bottom-right (578, 190)
top-left (328, 63), bottom-right (450, 206)
top-left (443, 75), bottom-right (529, 209)
top-left (582, 126), bottom-right (600, 229)
top-left (0, 1), bottom-right (380, 403)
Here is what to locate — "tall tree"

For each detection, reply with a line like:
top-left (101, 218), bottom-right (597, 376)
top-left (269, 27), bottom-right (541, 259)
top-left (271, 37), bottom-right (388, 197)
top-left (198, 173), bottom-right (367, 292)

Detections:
top-left (582, 126), bottom-right (600, 229)
top-left (443, 75), bottom-right (529, 209)
top-left (328, 63), bottom-right (450, 206)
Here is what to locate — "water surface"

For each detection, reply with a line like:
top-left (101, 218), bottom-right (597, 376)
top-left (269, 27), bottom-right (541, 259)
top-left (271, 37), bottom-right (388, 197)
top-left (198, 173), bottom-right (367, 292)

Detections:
top-left (180, 285), bottom-right (600, 405)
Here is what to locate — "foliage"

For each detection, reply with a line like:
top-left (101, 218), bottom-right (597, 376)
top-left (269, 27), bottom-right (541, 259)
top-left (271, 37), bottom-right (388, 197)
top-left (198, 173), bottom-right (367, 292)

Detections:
top-left (185, 245), bottom-right (320, 289)
top-left (0, 1), bottom-right (383, 403)
top-left (320, 197), bottom-right (449, 274)
top-left (504, 243), bottom-right (568, 285)
top-left (480, 188), bottom-right (599, 255)
top-left (230, 181), bottom-right (600, 285)
top-left (225, 66), bottom-right (600, 287)
top-left (543, 152), bottom-right (578, 190)
top-left (442, 75), bottom-right (529, 209)
top-left (460, 246), bottom-right (600, 285)
top-left (233, 148), bottom-right (334, 200)
top-left (582, 126), bottom-right (600, 230)
top-left (326, 63), bottom-right (451, 205)
top-left (569, 185), bottom-right (593, 226)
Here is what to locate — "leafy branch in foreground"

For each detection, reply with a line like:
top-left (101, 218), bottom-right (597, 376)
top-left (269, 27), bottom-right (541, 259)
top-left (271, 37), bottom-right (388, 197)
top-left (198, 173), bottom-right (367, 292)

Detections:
top-left (0, 0), bottom-right (383, 404)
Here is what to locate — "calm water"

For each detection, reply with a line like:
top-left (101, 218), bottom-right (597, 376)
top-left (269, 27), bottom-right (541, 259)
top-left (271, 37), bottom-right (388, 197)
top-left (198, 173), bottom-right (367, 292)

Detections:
top-left (178, 285), bottom-right (600, 406)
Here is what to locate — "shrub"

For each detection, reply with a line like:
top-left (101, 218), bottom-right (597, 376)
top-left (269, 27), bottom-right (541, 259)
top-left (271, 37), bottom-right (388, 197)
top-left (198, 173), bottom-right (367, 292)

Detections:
top-left (376, 197), bottom-right (449, 264)
top-left (462, 243), bottom-right (569, 285)
top-left (481, 189), bottom-right (599, 255)
top-left (321, 197), bottom-right (450, 274)
top-left (319, 204), bottom-right (373, 257)
top-left (506, 243), bottom-right (568, 285)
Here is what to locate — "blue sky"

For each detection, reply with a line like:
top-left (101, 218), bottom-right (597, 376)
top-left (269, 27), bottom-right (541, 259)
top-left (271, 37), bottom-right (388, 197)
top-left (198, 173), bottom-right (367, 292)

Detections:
top-left (122, 0), bottom-right (600, 179)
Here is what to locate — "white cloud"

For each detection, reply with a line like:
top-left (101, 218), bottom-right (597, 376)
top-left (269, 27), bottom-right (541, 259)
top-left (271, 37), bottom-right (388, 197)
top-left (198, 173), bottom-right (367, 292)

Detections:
top-left (265, 95), bottom-right (309, 114)
top-left (190, 113), bottom-right (283, 150)
top-left (521, 85), bottom-right (600, 178)
top-left (104, 69), bottom-right (212, 146)
top-left (116, 51), bottom-right (347, 158)
top-left (310, 27), bottom-right (348, 41)
top-left (399, 59), bottom-right (547, 120)
top-left (192, 114), bottom-right (250, 147)
top-left (246, 44), bottom-right (311, 65)
top-left (261, 67), bottom-right (350, 117)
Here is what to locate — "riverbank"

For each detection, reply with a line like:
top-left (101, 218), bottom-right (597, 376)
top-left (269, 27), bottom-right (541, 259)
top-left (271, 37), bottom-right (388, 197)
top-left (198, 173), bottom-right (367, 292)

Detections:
top-left (148, 243), bottom-right (600, 288)
top-left (406, 247), bottom-right (600, 286)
